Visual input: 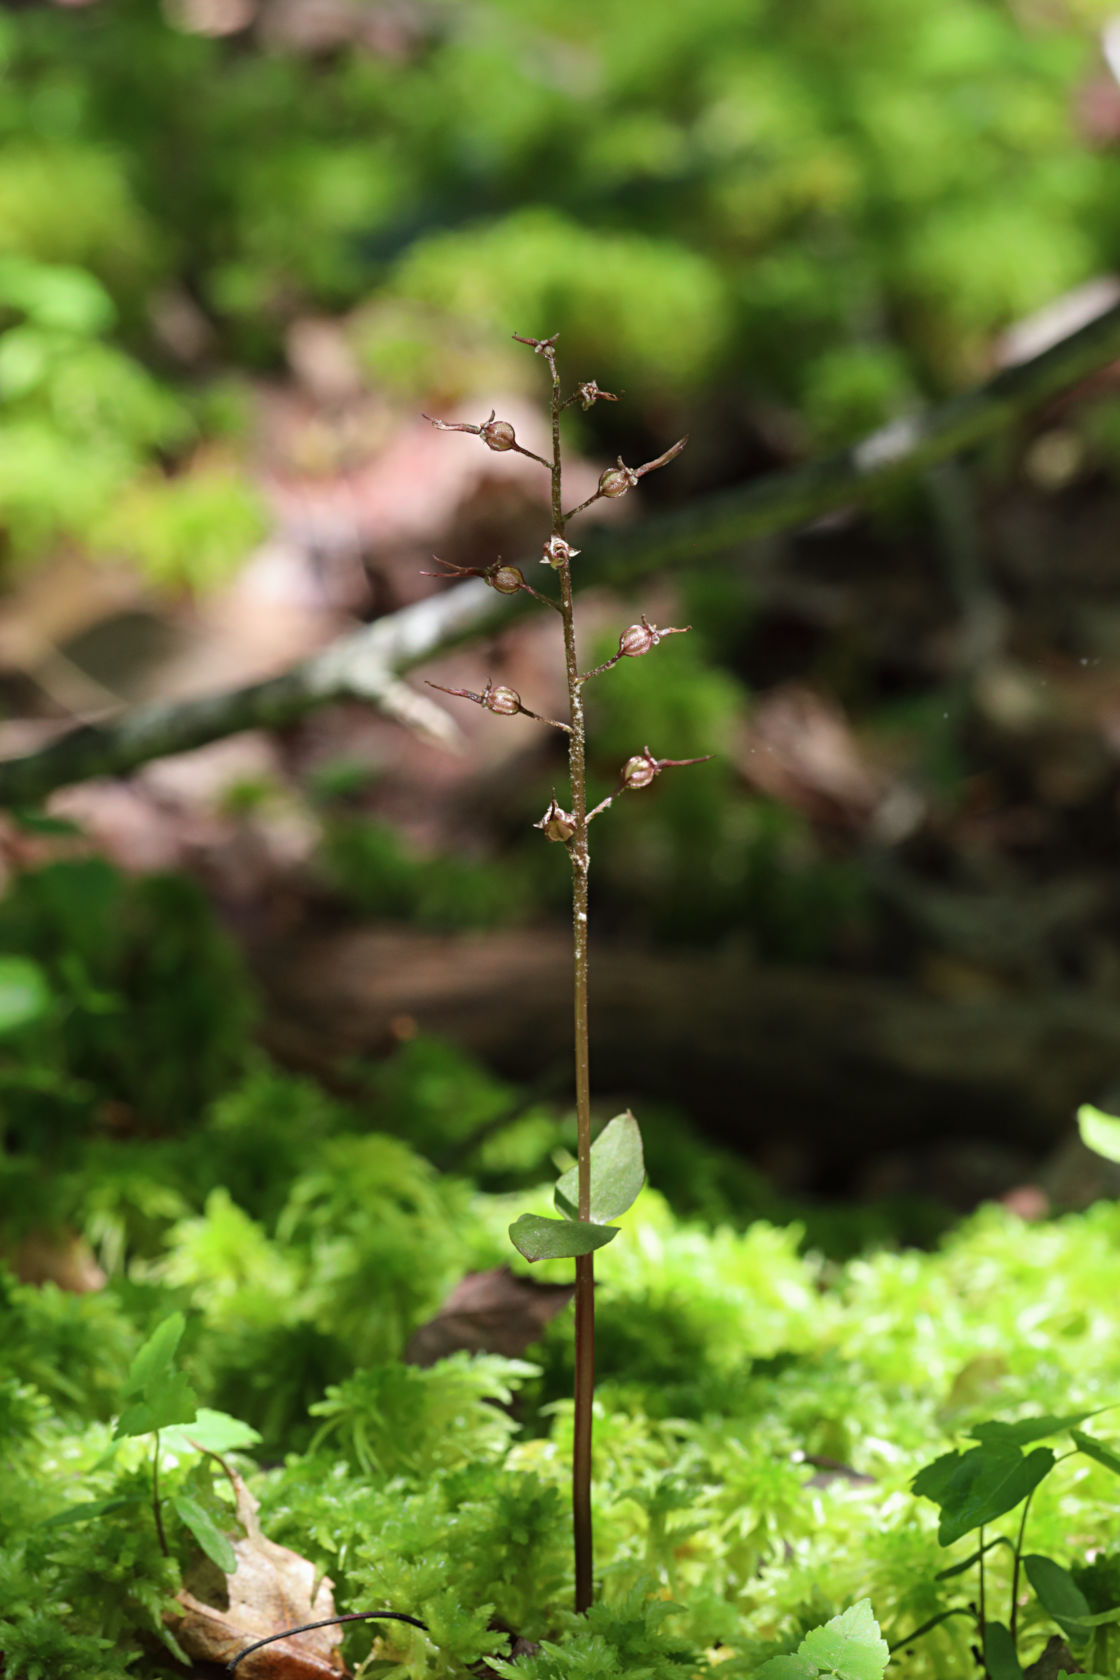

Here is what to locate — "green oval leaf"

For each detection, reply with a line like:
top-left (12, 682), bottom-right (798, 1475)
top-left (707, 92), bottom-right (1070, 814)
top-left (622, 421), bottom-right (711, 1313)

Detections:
top-left (172, 1492), bottom-right (236, 1575)
top-left (982, 1620), bottom-right (1023, 1680)
top-left (553, 1111), bottom-right (645, 1223)
top-left (1022, 1555), bottom-right (1092, 1641)
top-left (509, 1213), bottom-right (620, 1263)
top-left (1077, 1104), bottom-right (1120, 1164)
top-left (0, 955), bottom-right (51, 1036)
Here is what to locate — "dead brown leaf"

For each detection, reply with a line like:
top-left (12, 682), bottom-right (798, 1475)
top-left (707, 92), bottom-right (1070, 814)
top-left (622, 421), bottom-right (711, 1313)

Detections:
top-left (405, 1265), bottom-right (574, 1367)
top-left (171, 1470), bottom-right (349, 1677)
top-left (7, 1229), bottom-right (106, 1293)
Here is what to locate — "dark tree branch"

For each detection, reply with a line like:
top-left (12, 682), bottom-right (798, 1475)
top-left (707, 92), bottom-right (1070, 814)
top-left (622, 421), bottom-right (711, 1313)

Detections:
top-left (3, 295), bottom-right (1120, 807)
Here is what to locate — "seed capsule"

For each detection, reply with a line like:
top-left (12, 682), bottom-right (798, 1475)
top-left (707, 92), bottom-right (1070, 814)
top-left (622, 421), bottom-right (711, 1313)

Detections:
top-left (618, 619), bottom-right (657, 658)
top-left (480, 413), bottom-right (517, 452)
top-left (484, 683), bottom-right (522, 717)
top-left (621, 751), bottom-right (659, 790)
top-left (488, 563), bottom-right (526, 595)
top-left (597, 461), bottom-right (639, 499)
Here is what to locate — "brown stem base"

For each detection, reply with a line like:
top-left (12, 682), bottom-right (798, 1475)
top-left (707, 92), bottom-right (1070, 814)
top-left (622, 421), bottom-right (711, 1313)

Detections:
top-left (572, 1250), bottom-right (595, 1613)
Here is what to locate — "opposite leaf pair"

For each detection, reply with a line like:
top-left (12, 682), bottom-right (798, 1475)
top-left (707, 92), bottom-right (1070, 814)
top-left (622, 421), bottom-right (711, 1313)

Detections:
top-left (509, 1112), bottom-right (644, 1262)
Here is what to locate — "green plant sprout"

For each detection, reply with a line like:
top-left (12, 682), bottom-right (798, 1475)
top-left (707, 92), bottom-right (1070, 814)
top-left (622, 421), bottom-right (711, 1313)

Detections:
top-left (900, 1409), bottom-right (1120, 1678)
top-left (47, 1313), bottom-right (260, 1576)
top-left (422, 331), bottom-right (709, 1612)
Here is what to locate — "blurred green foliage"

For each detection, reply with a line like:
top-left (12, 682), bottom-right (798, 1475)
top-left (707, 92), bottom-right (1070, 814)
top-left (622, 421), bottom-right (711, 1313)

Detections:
top-left (0, 860), bottom-right (251, 1172)
top-left (0, 0), bottom-right (1116, 578)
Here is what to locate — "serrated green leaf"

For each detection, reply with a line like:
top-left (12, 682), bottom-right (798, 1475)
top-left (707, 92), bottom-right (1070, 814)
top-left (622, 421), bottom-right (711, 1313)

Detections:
top-left (799, 1599), bottom-right (890, 1680)
top-left (121, 1313), bottom-right (186, 1403)
top-left (553, 1111), bottom-right (645, 1223)
top-left (1072, 1429), bottom-right (1120, 1478)
top-left (162, 1408), bottom-right (262, 1454)
top-left (753, 1658), bottom-right (816, 1679)
top-left (969, 1411), bottom-right (1098, 1447)
top-left (915, 1443), bottom-right (1056, 1545)
top-left (982, 1621), bottom-right (1023, 1680)
top-left (172, 1492), bottom-right (236, 1574)
top-left (0, 955), bottom-right (51, 1035)
top-left (509, 1212), bottom-right (620, 1262)
top-left (1077, 1104), bottom-right (1120, 1164)
top-left (1022, 1555), bottom-right (1092, 1642)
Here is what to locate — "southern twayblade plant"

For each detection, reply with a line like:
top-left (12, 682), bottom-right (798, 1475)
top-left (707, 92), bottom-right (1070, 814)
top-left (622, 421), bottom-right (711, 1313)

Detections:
top-left (898, 1408), bottom-right (1120, 1678)
top-left (423, 332), bottom-right (709, 1612)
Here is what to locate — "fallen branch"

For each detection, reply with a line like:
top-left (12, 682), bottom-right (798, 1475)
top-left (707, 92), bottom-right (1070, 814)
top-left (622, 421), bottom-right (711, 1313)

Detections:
top-left (3, 294), bottom-right (1119, 807)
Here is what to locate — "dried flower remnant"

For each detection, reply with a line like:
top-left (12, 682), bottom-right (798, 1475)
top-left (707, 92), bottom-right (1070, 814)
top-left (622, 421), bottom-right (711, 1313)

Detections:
top-left (541, 535), bottom-right (580, 569)
top-left (426, 678), bottom-right (570, 732)
top-left (581, 615), bottom-right (692, 680)
top-left (564, 436), bottom-right (688, 520)
top-left (421, 555), bottom-right (557, 610)
top-left (586, 747), bottom-right (714, 820)
top-left (534, 794), bottom-right (577, 842)
top-left (570, 380), bottom-right (619, 412)
top-left (421, 408), bottom-right (551, 469)
top-left (620, 746), bottom-right (713, 789)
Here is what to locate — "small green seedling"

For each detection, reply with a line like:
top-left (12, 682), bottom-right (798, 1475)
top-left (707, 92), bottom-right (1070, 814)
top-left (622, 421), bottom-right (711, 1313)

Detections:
top-left (902, 1409), bottom-right (1120, 1677)
top-left (51, 1311), bottom-right (261, 1576)
top-left (423, 332), bottom-right (708, 1611)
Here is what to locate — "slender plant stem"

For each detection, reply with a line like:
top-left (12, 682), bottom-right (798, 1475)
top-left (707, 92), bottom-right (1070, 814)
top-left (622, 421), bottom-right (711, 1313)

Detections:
top-left (1008, 1491), bottom-right (1034, 1646)
top-left (151, 1430), bottom-right (168, 1556)
top-left (887, 1606), bottom-right (977, 1655)
top-left (538, 339), bottom-right (596, 1614)
top-left (977, 1523), bottom-right (986, 1643)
